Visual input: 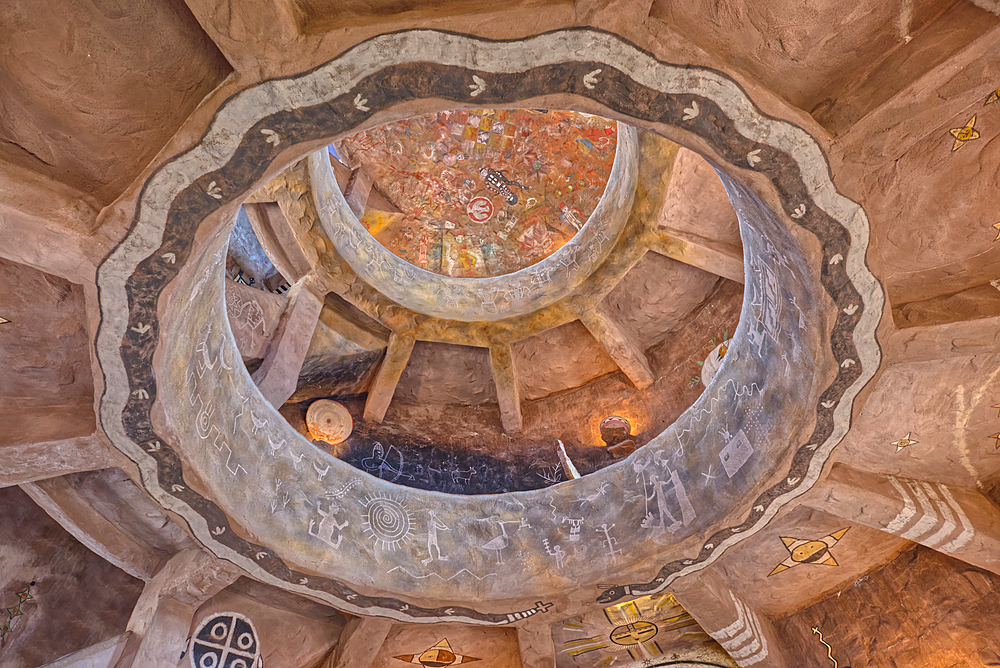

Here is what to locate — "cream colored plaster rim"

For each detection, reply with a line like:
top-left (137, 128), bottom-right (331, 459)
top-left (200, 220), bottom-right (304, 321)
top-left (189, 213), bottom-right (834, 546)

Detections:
top-left (311, 124), bottom-right (637, 321)
top-left (95, 29), bottom-right (883, 622)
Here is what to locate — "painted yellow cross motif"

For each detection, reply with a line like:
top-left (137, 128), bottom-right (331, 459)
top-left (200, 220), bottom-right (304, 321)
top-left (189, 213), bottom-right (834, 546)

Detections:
top-left (891, 432), bottom-right (917, 453)
top-left (769, 527), bottom-right (850, 576)
top-left (986, 88), bottom-right (1000, 105)
top-left (949, 115), bottom-right (980, 151)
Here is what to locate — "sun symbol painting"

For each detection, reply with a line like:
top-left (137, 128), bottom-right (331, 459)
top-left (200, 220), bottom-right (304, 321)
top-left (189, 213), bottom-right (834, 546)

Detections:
top-left (559, 592), bottom-right (722, 666)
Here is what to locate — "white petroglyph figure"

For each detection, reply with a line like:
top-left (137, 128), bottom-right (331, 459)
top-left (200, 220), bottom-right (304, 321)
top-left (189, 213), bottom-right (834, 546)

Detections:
top-left (479, 516), bottom-right (521, 566)
top-left (562, 517), bottom-right (584, 542)
top-left (542, 539), bottom-right (566, 569)
top-left (422, 510), bottom-right (450, 566)
top-left (642, 469), bottom-right (696, 539)
top-left (309, 500), bottom-right (349, 549)
top-left (599, 523), bottom-right (623, 565)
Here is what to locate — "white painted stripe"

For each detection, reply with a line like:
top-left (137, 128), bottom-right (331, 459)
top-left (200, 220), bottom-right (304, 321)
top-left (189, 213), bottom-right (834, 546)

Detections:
top-left (922, 483), bottom-right (957, 548)
top-left (885, 475), bottom-right (916, 534)
top-left (720, 600), bottom-right (756, 650)
top-left (93, 29), bottom-right (886, 614)
top-left (746, 602), bottom-right (769, 666)
top-left (732, 603), bottom-right (768, 666)
top-left (730, 633), bottom-right (761, 660)
top-left (901, 481), bottom-right (938, 540)
top-left (939, 484), bottom-right (975, 552)
top-left (712, 593), bottom-right (749, 641)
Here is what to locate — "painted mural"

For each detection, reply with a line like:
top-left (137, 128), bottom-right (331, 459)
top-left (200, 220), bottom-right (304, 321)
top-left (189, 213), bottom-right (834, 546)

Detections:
top-left (338, 109), bottom-right (618, 278)
top-left (0, 582), bottom-right (34, 648)
top-left (554, 592), bottom-right (735, 668)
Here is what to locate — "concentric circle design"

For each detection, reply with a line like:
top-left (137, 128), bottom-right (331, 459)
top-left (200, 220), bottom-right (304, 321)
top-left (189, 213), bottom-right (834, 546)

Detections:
top-left (313, 124), bottom-right (638, 322)
top-left (94, 28), bottom-right (883, 624)
top-left (362, 493), bottom-right (415, 550)
top-left (189, 612), bottom-right (260, 668)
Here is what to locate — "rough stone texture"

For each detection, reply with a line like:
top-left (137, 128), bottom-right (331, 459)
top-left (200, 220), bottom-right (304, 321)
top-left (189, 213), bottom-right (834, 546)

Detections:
top-left (773, 545), bottom-right (1000, 667)
top-left (369, 623), bottom-right (522, 668)
top-left (657, 147), bottom-right (742, 250)
top-left (395, 342), bottom-right (496, 405)
top-left (513, 320), bottom-right (618, 402)
top-left (61, 469), bottom-right (194, 558)
top-left (0, 257), bottom-right (93, 432)
top-left (892, 281), bottom-right (1000, 328)
top-left (600, 251), bottom-right (720, 350)
top-left (830, 352), bottom-right (1000, 487)
top-left (0, 486), bottom-right (143, 668)
top-left (291, 0), bottom-right (572, 34)
top-left (709, 505), bottom-right (911, 618)
top-left (0, 0), bottom-right (232, 204)
top-left (650, 0), bottom-right (999, 135)
top-left (190, 585), bottom-right (346, 668)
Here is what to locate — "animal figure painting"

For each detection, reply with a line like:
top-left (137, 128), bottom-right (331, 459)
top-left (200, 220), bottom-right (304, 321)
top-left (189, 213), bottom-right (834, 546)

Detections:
top-left (338, 109), bottom-right (617, 278)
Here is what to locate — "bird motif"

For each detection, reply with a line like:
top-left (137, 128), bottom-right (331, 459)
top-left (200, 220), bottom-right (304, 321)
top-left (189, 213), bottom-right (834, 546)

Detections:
top-left (479, 516), bottom-right (512, 565)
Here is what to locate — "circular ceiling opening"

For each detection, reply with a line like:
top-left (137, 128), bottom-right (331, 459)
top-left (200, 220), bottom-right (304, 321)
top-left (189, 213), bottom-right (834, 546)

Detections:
top-left (334, 109), bottom-right (618, 278)
top-left (95, 28), bottom-right (880, 622)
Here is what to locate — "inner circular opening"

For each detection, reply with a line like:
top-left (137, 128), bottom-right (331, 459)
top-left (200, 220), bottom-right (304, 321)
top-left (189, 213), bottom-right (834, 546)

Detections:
top-left (333, 109), bottom-right (618, 278)
top-left (223, 107), bottom-right (746, 496)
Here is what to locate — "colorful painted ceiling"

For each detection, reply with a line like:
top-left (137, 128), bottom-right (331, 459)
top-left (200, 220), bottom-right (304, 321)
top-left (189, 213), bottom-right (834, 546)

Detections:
top-left (337, 109), bottom-right (618, 278)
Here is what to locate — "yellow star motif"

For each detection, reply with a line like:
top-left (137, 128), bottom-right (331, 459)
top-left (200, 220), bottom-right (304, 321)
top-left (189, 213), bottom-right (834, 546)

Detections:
top-left (993, 222), bottom-right (1000, 242)
top-left (991, 433), bottom-right (1000, 450)
top-left (993, 402), bottom-right (1000, 417)
top-left (949, 115), bottom-right (980, 151)
top-left (987, 88), bottom-right (1000, 105)
top-left (891, 432), bottom-right (917, 453)
top-left (769, 527), bottom-right (850, 576)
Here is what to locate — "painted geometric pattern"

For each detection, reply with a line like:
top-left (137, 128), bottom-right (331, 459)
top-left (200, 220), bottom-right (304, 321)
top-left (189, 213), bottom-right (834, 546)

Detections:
top-left (189, 612), bottom-right (261, 668)
top-left (341, 109), bottom-right (616, 278)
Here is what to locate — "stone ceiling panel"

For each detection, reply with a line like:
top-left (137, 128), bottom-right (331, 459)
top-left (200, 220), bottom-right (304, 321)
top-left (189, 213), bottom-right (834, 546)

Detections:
top-left (0, 0), bottom-right (232, 204)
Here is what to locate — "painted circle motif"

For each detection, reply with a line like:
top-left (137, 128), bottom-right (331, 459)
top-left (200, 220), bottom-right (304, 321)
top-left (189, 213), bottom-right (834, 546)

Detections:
top-left (189, 612), bottom-right (261, 668)
top-left (362, 493), bottom-right (414, 550)
top-left (419, 648), bottom-right (457, 666)
top-left (466, 196), bottom-right (494, 223)
top-left (792, 540), bottom-right (831, 563)
top-left (94, 28), bottom-right (883, 623)
top-left (305, 399), bottom-right (353, 445)
top-left (610, 621), bottom-right (658, 646)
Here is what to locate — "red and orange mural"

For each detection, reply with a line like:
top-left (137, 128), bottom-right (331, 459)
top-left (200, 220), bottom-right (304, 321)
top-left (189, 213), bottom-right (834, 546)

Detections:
top-left (337, 109), bottom-right (617, 278)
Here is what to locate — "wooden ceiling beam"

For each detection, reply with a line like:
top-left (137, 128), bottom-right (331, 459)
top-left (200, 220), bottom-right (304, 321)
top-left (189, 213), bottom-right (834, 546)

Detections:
top-left (363, 332), bottom-right (415, 422)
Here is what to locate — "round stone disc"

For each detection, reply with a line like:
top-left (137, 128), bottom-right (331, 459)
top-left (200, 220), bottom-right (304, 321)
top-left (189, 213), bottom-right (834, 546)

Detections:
top-left (306, 400), bottom-right (353, 445)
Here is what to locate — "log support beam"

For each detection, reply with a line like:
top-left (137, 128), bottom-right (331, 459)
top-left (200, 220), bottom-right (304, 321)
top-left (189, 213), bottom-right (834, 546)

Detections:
top-left (113, 548), bottom-right (241, 668)
top-left (648, 230), bottom-right (744, 284)
top-left (579, 306), bottom-right (655, 390)
top-left (251, 276), bottom-right (324, 408)
top-left (806, 464), bottom-right (1000, 577)
top-left (516, 623), bottom-right (555, 668)
top-left (670, 568), bottom-right (791, 668)
top-left (1, 431), bottom-right (114, 489)
top-left (322, 616), bottom-right (393, 668)
top-left (489, 342), bottom-right (523, 434)
top-left (363, 332), bottom-right (416, 422)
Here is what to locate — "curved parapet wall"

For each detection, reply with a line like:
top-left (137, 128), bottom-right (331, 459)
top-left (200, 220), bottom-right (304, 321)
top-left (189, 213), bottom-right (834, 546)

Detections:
top-left (94, 29), bottom-right (883, 625)
top-left (311, 124), bottom-right (638, 322)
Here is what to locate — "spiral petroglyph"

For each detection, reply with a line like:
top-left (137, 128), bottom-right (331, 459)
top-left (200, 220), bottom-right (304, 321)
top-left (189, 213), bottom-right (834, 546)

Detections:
top-left (361, 493), bottom-right (415, 551)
